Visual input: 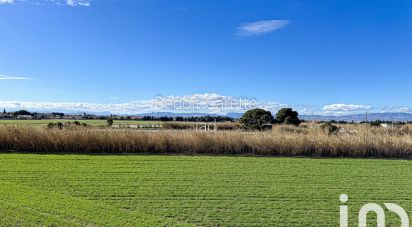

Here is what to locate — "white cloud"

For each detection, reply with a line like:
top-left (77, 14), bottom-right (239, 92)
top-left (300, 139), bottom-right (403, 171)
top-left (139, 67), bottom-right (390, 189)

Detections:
top-left (237, 20), bottom-right (289, 37)
top-left (0, 75), bottom-right (32, 80)
top-left (322, 104), bottom-right (371, 115)
top-left (0, 93), bottom-right (289, 115)
top-left (2, 93), bottom-right (409, 116)
top-left (0, 100), bottom-right (154, 115)
top-left (0, 0), bottom-right (14, 4)
top-left (380, 106), bottom-right (411, 113)
top-left (65, 0), bottom-right (90, 7)
top-left (257, 101), bottom-right (288, 113)
top-left (398, 107), bottom-right (410, 112)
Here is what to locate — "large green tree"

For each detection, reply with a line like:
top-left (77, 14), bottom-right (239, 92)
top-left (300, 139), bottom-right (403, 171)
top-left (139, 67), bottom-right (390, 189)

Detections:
top-left (13, 110), bottom-right (31, 117)
top-left (240, 109), bottom-right (274, 130)
top-left (276, 108), bottom-right (301, 126)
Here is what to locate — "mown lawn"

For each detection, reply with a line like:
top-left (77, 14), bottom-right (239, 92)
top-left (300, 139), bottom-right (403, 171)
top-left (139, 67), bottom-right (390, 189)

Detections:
top-left (0, 119), bottom-right (160, 127)
top-left (0, 154), bottom-right (410, 226)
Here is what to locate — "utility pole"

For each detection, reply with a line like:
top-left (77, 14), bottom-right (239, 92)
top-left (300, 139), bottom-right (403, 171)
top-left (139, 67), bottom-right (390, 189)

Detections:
top-left (311, 110), bottom-right (315, 124)
top-left (365, 112), bottom-right (368, 123)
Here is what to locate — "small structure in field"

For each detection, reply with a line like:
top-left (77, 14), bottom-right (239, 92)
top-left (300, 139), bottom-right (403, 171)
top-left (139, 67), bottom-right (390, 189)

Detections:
top-left (16, 115), bottom-right (32, 120)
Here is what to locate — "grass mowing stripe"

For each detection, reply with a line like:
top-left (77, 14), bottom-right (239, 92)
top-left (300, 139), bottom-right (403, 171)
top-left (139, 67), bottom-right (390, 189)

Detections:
top-left (0, 181), bottom-right (192, 226)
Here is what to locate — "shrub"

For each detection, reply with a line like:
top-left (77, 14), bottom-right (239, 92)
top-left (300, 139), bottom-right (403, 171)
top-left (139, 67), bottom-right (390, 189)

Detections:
top-left (370, 120), bottom-right (383, 127)
top-left (47, 123), bottom-right (56, 129)
top-left (107, 118), bottom-right (114, 127)
top-left (240, 109), bottom-right (274, 131)
top-left (320, 122), bottom-right (340, 135)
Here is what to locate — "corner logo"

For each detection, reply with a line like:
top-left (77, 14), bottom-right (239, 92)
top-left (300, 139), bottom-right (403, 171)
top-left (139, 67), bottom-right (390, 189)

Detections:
top-left (340, 194), bottom-right (409, 227)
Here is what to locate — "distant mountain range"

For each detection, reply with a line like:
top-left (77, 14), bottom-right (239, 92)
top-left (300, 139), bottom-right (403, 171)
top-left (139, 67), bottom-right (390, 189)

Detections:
top-left (12, 109), bottom-right (412, 122)
top-left (300, 113), bottom-right (412, 122)
top-left (135, 112), bottom-right (221, 118)
top-left (139, 112), bottom-right (246, 119)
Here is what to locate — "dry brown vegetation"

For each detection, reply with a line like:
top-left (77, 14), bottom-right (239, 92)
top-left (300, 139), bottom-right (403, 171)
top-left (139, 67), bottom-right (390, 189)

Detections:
top-left (1, 124), bottom-right (412, 158)
top-left (162, 121), bottom-right (241, 130)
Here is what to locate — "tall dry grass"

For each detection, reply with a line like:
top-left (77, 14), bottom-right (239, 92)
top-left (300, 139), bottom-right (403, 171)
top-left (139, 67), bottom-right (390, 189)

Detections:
top-left (0, 124), bottom-right (412, 158)
top-left (161, 122), bottom-right (241, 130)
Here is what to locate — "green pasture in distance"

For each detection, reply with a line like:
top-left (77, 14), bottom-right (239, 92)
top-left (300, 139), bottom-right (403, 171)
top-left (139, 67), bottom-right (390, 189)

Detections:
top-left (0, 119), bottom-right (161, 127)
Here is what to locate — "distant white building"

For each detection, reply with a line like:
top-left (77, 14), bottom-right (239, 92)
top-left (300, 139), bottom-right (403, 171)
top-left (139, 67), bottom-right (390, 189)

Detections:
top-left (17, 115), bottom-right (32, 120)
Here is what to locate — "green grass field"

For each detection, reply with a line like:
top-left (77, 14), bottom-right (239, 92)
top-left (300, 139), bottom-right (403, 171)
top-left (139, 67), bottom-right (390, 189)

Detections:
top-left (0, 119), bottom-right (160, 127)
top-left (0, 154), bottom-right (410, 226)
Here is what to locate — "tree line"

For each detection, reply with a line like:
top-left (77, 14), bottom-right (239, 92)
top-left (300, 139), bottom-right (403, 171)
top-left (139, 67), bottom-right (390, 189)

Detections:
top-left (239, 108), bottom-right (302, 130)
top-left (141, 116), bottom-right (234, 122)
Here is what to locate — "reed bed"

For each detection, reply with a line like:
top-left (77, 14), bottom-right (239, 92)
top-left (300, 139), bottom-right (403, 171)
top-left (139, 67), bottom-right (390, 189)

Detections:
top-left (161, 121), bottom-right (241, 130)
top-left (1, 125), bottom-right (412, 158)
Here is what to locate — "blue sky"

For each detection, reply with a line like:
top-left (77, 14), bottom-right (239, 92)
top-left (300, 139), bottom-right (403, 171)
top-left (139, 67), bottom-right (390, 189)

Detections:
top-left (0, 0), bottom-right (411, 115)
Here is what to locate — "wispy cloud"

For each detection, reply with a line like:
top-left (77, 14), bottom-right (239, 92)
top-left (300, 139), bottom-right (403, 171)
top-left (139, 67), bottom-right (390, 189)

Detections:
top-left (323, 104), bottom-right (371, 115)
top-left (380, 106), bottom-right (412, 113)
top-left (0, 0), bottom-right (91, 6)
top-left (65, 0), bottom-right (91, 7)
top-left (0, 93), bottom-right (410, 116)
top-left (237, 20), bottom-right (289, 37)
top-left (0, 0), bottom-right (14, 4)
top-left (0, 94), bottom-right (286, 115)
top-left (0, 75), bottom-right (32, 80)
